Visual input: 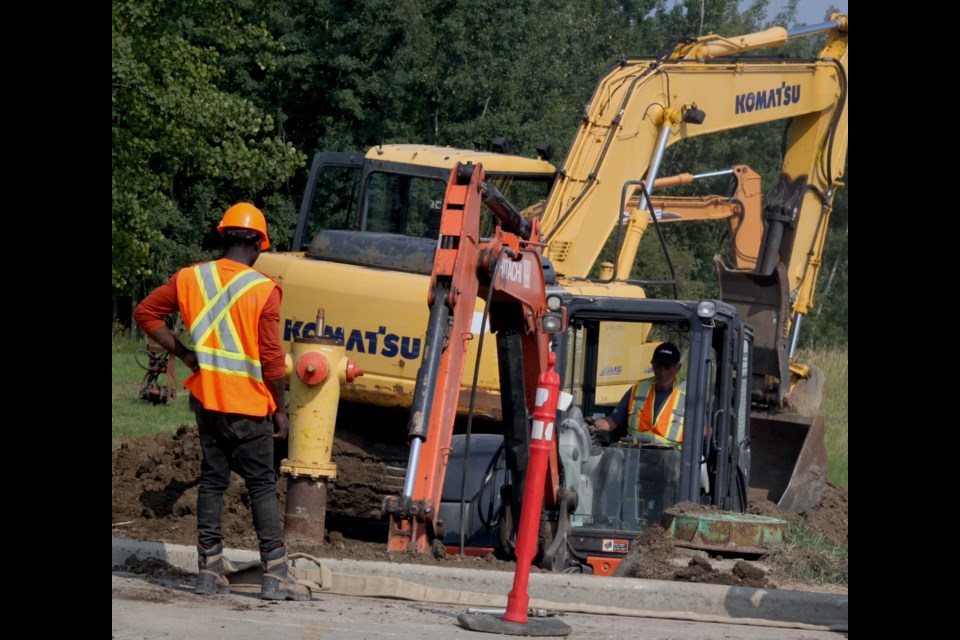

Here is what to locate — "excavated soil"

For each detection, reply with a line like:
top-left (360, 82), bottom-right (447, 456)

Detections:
top-left (112, 415), bottom-right (848, 593)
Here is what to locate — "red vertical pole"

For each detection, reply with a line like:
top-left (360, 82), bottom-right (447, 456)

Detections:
top-left (503, 351), bottom-right (560, 624)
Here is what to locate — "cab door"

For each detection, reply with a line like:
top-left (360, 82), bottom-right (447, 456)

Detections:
top-left (707, 319), bottom-right (753, 511)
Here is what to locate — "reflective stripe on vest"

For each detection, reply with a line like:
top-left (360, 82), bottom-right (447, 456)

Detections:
top-left (626, 379), bottom-right (685, 445)
top-left (189, 262), bottom-right (269, 381)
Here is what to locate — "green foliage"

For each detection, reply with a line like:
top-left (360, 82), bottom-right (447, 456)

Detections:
top-left (765, 520), bottom-right (848, 586)
top-left (112, 0), bottom-right (307, 297)
top-left (278, 0), bottom-right (666, 155)
top-left (112, 0), bottom-right (846, 347)
top-left (654, 0), bottom-right (768, 38)
top-left (796, 345), bottom-right (847, 488)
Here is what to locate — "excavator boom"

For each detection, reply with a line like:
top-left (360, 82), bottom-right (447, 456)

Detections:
top-left (539, 17), bottom-right (848, 289)
top-left (384, 163), bottom-right (563, 553)
top-left (537, 17), bottom-right (847, 512)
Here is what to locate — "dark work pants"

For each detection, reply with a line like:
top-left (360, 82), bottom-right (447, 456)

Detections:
top-left (191, 394), bottom-right (283, 553)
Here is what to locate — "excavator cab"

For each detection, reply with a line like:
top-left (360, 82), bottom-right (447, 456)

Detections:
top-left (547, 296), bottom-right (753, 573)
top-left (439, 296), bottom-right (755, 574)
top-left (292, 147), bottom-right (556, 251)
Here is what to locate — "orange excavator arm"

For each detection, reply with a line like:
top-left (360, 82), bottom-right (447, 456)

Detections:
top-left (383, 162), bottom-right (561, 555)
top-left (637, 165), bottom-right (763, 271)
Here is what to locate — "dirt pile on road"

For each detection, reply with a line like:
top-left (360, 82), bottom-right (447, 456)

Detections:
top-left (112, 424), bottom-right (848, 590)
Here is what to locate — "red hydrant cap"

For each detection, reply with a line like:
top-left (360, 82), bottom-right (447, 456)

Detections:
top-left (296, 351), bottom-right (329, 385)
top-left (345, 360), bottom-right (363, 383)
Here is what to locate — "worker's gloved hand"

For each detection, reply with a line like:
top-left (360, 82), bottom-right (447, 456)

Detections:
top-left (584, 416), bottom-right (596, 426)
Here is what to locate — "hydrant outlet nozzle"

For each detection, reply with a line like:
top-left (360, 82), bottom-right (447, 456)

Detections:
top-left (296, 351), bottom-right (329, 385)
top-left (345, 360), bottom-right (364, 383)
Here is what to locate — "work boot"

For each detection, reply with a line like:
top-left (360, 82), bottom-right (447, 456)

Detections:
top-left (259, 545), bottom-right (311, 601)
top-left (195, 542), bottom-right (230, 595)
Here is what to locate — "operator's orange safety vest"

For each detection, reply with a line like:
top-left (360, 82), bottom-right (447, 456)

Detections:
top-left (176, 259), bottom-right (279, 417)
top-left (626, 379), bottom-right (685, 446)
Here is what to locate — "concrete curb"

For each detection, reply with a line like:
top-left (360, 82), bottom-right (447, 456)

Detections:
top-left (113, 536), bottom-right (847, 630)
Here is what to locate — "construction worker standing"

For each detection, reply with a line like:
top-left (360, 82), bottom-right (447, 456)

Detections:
top-left (134, 202), bottom-right (310, 601)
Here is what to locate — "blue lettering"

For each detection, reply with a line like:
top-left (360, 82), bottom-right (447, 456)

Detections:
top-left (756, 90), bottom-right (768, 110)
top-left (346, 329), bottom-right (365, 353)
top-left (323, 325), bottom-right (345, 342)
top-left (283, 319), bottom-right (420, 359)
top-left (283, 319), bottom-right (303, 341)
top-left (382, 333), bottom-right (399, 357)
top-left (365, 326), bottom-right (386, 353)
top-left (400, 337), bottom-right (421, 359)
top-left (735, 83), bottom-right (801, 113)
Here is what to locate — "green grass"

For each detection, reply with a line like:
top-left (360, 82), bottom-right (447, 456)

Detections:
top-left (765, 520), bottom-right (848, 587)
top-left (795, 345), bottom-right (848, 489)
top-left (112, 334), bottom-right (194, 449)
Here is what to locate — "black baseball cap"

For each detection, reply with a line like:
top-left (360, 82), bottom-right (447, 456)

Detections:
top-left (651, 342), bottom-right (680, 366)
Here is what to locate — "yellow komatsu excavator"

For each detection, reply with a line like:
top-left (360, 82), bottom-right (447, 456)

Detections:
top-left (256, 15), bottom-right (848, 517)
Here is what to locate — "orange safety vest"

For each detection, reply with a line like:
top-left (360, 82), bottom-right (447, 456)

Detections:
top-left (176, 259), bottom-right (279, 417)
top-left (625, 379), bottom-right (685, 446)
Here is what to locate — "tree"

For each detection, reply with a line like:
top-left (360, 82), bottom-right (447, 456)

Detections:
top-left (112, 0), bottom-right (846, 345)
top-left (112, 0), bottom-right (306, 307)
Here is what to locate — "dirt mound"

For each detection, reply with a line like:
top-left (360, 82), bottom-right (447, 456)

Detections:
top-left (613, 485), bottom-right (849, 590)
top-left (112, 423), bottom-right (407, 551)
top-left (112, 425), bottom-right (848, 589)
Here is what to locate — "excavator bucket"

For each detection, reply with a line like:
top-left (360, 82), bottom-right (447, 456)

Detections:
top-left (747, 412), bottom-right (827, 513)
top-left (715, 257), bottom-right (792, 408)
top-left (715, 257), bottom-right (828, 513)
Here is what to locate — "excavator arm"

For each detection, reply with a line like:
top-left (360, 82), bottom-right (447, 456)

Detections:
top-left (540, 15), bottom-right (846, 418)
top-left (637, 164), bottom-right (764, 271)
top-left (383, 162), bottom-right (563, 554)
top-left (539, 15), bottom-right (848, 288)
top-left (548, 16), bottom-right (847, 513)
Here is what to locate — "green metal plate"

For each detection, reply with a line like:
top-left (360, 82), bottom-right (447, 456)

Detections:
top-left (661, 509), bottom-right (786, 554)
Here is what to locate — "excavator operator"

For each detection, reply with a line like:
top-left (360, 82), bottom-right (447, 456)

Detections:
top-left (584, 342), bottom-right (687, 523)
top-left (586, 342), bottom-right (686, 445)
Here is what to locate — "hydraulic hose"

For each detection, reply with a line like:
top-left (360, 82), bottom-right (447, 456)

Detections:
top-left (458, 249), bottom-right (507, 555)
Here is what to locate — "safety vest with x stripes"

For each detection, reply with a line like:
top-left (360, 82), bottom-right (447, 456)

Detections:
top-left (176, 259), bottom-right (280, 417)
top-left (626, 378), bottom-right (686, 446)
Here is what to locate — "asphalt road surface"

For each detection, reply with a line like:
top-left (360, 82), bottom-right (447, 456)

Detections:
top-left (111, 571), bottom-right (847, 640)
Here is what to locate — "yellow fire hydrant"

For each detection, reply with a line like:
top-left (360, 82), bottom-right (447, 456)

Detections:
top-left (281, 309), bottom-right (363, 545)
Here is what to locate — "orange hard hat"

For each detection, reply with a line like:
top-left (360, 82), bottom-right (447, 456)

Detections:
top-left (217, 202), bottom-right (270, 250)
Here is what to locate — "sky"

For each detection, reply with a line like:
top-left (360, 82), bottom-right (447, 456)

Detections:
top-left (765, 0), bottom-right (849, 25)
